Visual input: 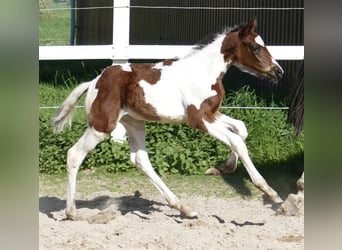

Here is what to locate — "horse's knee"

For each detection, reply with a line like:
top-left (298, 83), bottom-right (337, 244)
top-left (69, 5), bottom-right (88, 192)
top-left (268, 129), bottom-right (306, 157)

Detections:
top-left (66, 146), bottom-right (78, 170)
top-left (230, 137), bottom-right (248, 156)
top-left (134, 151), bottom-right (151, 171)
top-left (236, 120), bottom-right (248, 140)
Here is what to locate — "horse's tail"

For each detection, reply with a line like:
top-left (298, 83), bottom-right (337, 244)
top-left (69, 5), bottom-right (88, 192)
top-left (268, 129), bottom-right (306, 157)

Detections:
top-left (287, 61), bottom-right (304, 136)
top-left (52, 81), bottom-right (91, 133)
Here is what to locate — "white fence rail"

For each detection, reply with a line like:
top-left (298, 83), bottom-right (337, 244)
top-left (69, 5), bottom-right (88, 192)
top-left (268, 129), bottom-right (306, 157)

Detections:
top-left (39, 0), bottom-right (304, 62)
top-left (39, 45), bottom-right (304, 61)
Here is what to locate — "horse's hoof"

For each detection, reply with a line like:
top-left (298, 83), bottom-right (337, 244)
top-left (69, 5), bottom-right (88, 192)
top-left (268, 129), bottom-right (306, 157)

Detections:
top-left (66, 214), bottom-right (77, 221)
top-left (179, 205), bottom-right (198, 218)
top-left (181, 210), bottom-right (198, 219)
top-left (205, 167), bottom-right (221, 176)
top-left (277, 193), bottom-right (304, 216)
top-left (65, 210), bottom-right (78, 221)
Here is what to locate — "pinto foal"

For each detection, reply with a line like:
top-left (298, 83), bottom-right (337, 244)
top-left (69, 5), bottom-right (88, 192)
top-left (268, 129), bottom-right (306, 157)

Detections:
top-left (53, 18), bottom-right (284, 219)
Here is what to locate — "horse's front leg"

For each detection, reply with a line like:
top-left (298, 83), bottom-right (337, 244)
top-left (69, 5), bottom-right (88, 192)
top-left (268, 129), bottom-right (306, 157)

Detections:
top-left (203, 117), bottom-right (283, 203)
top-left (205, 113), bottom-right (248, 176)
top-left (121, 116), bottom-right (198, 218)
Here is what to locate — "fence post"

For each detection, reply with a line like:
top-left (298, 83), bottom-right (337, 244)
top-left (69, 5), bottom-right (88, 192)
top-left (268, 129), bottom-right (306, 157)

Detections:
top-left (112, 0), bottom-right (130, 64)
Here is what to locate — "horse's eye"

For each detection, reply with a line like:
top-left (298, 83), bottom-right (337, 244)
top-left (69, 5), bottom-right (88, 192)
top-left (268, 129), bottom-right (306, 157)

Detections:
top-left (250, 44), bottom-right (261, 53)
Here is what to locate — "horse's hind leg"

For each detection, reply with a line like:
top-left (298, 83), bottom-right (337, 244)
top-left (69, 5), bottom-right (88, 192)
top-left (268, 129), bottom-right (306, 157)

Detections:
top-left (206, 114), bottom-right (248, 176)
top-left (206, 152), bottom-right (239, 175)
top-left (66, 127), bottom-right (106, 220)
top-left (121, 116), bottom-right (198, 218)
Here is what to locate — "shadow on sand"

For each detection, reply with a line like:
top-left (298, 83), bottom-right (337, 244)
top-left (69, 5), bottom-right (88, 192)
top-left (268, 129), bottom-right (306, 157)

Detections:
top-left (218, 151), bottom-right (303, 205)
top-left (39, 192), bottom-right (165, 220)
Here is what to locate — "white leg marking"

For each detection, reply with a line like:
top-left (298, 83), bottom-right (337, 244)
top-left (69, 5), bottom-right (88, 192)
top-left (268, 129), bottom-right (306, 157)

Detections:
top-left (66, 127), bottom-right (107, 219)
top-left (206, 114), bottom-right (248, 174)
top-left (121, 116), bottom-right (198, 217)
top-left (203, 117), bottom-right (283, 203)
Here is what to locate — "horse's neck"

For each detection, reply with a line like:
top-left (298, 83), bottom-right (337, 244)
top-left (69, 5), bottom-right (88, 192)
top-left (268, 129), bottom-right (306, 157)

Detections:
top-left (180, 34), bottom-right (228, 76)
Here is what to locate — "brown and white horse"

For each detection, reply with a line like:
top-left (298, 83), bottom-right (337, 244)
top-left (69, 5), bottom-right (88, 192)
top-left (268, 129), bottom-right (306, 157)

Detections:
top-left (53, 18), bottom-right (284, 220)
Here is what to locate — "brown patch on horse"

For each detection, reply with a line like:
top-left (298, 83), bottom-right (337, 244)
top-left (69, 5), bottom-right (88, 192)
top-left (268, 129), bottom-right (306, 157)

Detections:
top-left (89, 66), bottom-right (129, 133)
top-left (162, 59), bottom-right (174, 66)
top-left (125, 83), bottom-right (162, 122)
top-left (221, 31), bottom-right (239, 62)
top-left (234, 32), bottom-right (274, 74)
top-left (130, 63), bottom-right (161, 85)
top-left (125, 63), bottom-right (162, 121)
top-left (89, 64), bottom-right (163, 133)
top-left (187, 72), bottom-right (225, 132)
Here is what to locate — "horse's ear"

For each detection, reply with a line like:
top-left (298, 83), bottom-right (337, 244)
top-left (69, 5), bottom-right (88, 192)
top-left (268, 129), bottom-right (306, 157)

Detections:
top-left (239, 17), bottom-right (257, 39)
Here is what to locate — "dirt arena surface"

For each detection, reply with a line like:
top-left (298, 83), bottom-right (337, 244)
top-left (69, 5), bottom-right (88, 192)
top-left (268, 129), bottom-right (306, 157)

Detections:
top-left (39, 189), bottom-right (304, 249)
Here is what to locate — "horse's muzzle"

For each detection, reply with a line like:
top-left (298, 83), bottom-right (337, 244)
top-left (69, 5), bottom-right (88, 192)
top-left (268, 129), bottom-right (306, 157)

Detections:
top-left (268, 65), bottom-right (284, 83)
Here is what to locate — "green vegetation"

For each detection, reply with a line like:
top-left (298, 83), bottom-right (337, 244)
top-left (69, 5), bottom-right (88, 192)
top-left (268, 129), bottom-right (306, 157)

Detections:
top-left (39, 0), bottom-right (70, 45)
top-left (39, 84), bottom-right (304, 176)
top-left (39, 164), bottom-right (298, 200)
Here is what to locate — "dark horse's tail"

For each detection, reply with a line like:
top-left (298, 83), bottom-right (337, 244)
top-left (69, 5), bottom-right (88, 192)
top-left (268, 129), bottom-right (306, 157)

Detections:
top-left (287, 61), bottom-right (304, 136)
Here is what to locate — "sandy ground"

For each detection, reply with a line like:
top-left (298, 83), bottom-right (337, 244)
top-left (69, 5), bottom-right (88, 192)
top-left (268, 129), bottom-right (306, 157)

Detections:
top-left (39, 189), bottom-right (304, 249)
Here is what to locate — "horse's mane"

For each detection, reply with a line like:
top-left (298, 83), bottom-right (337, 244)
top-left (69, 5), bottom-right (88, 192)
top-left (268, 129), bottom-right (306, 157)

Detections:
top-left (192, 22), bottom-right (247, 51)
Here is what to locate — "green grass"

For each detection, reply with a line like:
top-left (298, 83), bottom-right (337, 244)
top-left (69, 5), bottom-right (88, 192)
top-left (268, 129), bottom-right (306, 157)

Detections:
top-left (39, 163), bottom-right (300, 201)
top-left (39, 1), bottom-right (71, 45)
top-left (221, 89), bottom-right (304, 165)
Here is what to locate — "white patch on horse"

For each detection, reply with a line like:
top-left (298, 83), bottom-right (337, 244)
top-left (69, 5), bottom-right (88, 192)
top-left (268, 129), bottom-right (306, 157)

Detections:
top-left (154, 62), bottom-right (165, 70)
top-left (255, 35), bottom-right (265, 47)
top-left (120, 63), bottom-right (132, 72)
top-left (139, 38), bottom-right (227, 121)
top-left (138, 79), bottom-right (186, 122)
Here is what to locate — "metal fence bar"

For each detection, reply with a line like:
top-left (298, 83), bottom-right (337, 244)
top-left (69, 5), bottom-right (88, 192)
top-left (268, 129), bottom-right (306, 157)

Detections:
top-left (39, 105), bottom-right (288, 110)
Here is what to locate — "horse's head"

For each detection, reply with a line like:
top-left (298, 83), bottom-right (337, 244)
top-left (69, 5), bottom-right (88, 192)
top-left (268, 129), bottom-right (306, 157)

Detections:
top-left (221, 18), bottom-right (283, 83)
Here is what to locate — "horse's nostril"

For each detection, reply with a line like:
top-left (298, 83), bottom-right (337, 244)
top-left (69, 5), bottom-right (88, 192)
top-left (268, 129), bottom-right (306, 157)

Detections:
top-left (275, 67), bottom-right (283, 78)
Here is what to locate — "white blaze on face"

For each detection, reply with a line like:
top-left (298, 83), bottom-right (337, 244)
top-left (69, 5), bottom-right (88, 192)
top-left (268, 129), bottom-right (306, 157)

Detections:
top-left (255, 35), bottom-right (265, 47)
top-left (255, 35), bottom-right (284, 73)
top-left (272, 57), bottom-right (283, 73)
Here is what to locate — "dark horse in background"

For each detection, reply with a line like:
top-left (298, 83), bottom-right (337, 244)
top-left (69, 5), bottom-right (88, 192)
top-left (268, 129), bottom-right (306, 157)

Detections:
top-left (279, 61), bottom-right (304, 215)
